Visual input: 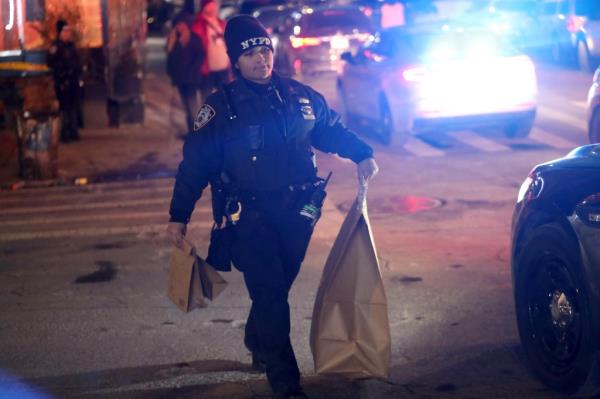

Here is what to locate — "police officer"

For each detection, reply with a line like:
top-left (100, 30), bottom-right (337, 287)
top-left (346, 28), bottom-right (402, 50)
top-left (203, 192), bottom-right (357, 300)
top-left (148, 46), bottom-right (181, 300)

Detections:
top-left (167, 15), bottom-right (379, 399)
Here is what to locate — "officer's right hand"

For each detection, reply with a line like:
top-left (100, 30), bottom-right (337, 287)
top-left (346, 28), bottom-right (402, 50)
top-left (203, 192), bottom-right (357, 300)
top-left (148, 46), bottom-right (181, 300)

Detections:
top-left (166, 222), bottom-right (187, 249)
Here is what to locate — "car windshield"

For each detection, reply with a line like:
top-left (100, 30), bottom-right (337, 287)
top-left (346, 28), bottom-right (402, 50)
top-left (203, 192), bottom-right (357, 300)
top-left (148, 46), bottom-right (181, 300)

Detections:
top-left (301, 8), bottom-right (373, 35)
top-left (366, 28), bottom-right (517, 63)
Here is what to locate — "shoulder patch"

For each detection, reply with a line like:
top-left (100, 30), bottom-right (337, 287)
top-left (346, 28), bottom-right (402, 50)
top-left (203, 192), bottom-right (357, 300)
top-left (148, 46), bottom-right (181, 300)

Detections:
top-left (193, 104), bottom-right (216, 131)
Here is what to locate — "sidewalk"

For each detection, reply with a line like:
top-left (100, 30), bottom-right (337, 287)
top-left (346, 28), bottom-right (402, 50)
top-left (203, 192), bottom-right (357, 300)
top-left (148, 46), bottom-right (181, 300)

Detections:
top-left (0, 86), bottom-right (186, 191)
top-left (0, 37), bottom-right (186, 191)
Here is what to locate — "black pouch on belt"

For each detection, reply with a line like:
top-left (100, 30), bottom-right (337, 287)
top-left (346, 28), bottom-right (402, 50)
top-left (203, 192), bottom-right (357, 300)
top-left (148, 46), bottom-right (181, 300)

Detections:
top-left (206, 223), bottom-right (233, 272)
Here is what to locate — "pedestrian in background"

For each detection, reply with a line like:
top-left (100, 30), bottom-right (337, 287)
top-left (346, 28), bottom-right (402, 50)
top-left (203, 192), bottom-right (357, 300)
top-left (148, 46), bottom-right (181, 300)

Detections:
top-left (166, 11), bottom-right (205, 133)
top-left (167, 15), bottom-right (379, 399)
top-left (191, 0), bottom-right (231, 100)
top-left (48, 20), bottom-right (82, 143)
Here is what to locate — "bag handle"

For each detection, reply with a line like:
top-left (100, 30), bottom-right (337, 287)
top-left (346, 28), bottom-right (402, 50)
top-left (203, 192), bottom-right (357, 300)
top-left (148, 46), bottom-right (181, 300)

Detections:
top-left (181, 237), bottom-right (196, 257)
top-left (357, 180), bottom-right (368, 211)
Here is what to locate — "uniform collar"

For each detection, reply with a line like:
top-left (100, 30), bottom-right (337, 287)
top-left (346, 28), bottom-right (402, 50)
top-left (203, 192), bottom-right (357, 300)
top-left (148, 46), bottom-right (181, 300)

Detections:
top-left (230, 71), bottom-right (290, 102)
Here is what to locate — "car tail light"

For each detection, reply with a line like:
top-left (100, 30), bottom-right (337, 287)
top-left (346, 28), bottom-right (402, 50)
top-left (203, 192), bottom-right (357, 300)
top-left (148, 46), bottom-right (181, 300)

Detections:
top-left (354, 32), bottom-right (371, 42)
top-left (567, 15), bottom-right (586, 33)
top-left (290, 36), bottom-right (322, 49)
top-left (402, 66), bottom-right (427, 83)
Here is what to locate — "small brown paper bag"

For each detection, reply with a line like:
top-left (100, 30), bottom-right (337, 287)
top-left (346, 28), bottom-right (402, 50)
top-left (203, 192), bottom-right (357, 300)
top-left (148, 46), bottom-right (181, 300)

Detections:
top-left (197, 255), bottom-right (228, 300)
top-left (166, 239), bottom-right (206, 312)
top-left (310, 189), bottom-right (391, 378)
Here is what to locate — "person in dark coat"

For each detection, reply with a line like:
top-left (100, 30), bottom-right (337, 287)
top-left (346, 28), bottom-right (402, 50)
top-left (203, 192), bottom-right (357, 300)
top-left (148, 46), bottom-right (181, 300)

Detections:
top-left (166, 16), bottom-right (379, 399)
top-left (48, 20), bottom-right (82, 142)
top-left (167, 11), bottom-right (205, 133)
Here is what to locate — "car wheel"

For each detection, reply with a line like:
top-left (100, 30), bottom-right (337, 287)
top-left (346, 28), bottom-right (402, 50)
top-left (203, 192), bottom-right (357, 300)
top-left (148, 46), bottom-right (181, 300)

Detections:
top-left (589, 109), bottom-right (600, 144)
top-left (379, 98), bottom-right (393, 145)
top-left (578, 40), bottom-right (593, 73)
top-left (336, 83), bottom-right (352, 127)
top-left (551, 35), bottom-right (564, 64)
top-left (379, 97), bottom-right (410, 147)
top-left (515, 224), bottom-right (594, 394)
top-left (505, 116), bottom-right (534, 138)
top-left (552, 36), bottom-right (576, 67)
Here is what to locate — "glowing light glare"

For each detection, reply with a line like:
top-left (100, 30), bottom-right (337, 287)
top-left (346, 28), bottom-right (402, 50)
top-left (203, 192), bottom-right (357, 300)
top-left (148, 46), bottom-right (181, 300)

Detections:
top-left (293, 25), bottom-right (301, 36)
top-left (414, 56), bottom-right (537, 117)
top-left (330, 35), bottom-right (349, 50)
top-left (517, 176), bottom-right (533, 203)
top-left (427, 42), bottom-right (456, 61)
top-left (403, 66), bottom-right (427, 82)
top-left (5, 0), bottom-right (15, 30)
top-left (290, 36), bottom-right (321, 48)
top-left (489, 21), bottom-right (511, 34)
top-left (466, 39), bottom-right (499, 60)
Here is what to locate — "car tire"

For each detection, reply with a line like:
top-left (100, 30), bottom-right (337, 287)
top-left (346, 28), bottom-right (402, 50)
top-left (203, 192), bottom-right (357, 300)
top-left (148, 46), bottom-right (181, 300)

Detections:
top-left (589, 109), bottom-right (600, 144)
top-left (551, 35), bottom-right (564, 65)
top-left (336, 83), bottom-right (352, 128)
top-left (578, 40), bottom-right (594, 74)
top-left (552, 36), bottom-right (576, 67)
top-left (514, 223), bottom-right (594, 394)
top-left (379, 98), bottom-right (393, 145)
top-left (505, 116), bottom-right (534, 138)
top-left (380, 97), bottom-right (410, 147)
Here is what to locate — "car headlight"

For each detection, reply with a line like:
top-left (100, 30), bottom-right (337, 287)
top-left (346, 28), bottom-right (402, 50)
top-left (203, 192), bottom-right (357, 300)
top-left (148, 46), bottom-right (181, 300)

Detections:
top-left (517, 175), bottom-right (544, 203)
top-left (517, 176), bottom-right (533, 203)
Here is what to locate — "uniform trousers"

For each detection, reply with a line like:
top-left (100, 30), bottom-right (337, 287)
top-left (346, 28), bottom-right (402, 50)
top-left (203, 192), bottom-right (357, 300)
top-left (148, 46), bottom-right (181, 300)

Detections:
top-left (230, 191), bottom-right (313, 393)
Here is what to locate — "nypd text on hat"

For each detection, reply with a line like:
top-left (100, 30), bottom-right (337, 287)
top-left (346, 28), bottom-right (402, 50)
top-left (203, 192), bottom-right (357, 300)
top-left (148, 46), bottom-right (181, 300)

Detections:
top-left (240, 37), bottom-right (271, 50)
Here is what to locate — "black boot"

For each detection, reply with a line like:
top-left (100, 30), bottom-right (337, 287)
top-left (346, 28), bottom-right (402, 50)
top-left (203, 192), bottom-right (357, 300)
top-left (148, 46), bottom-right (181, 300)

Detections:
top-left (273, 386), bottom-right (308, 399)
top-left (251, 352), bottom-right (266, 373)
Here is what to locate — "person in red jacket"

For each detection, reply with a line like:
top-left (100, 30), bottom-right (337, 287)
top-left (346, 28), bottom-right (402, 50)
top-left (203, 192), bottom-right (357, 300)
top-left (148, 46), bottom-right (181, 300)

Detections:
top-left (191, 0), bottom-right (231, 101)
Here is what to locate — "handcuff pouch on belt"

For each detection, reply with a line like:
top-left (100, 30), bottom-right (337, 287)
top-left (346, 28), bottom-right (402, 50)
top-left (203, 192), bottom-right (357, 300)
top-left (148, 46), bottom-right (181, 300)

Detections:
top-left (206, 171), bottom-right (241, 272)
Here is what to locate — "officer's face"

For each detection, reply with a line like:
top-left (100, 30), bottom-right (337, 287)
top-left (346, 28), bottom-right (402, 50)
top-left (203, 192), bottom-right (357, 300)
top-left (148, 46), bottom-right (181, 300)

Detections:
top-left (235, 46), bottom-right (273, 84)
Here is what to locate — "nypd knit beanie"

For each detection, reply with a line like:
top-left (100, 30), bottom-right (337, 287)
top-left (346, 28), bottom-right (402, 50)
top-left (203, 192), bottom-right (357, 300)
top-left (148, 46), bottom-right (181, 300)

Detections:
top-left (224, 15), bottom-right (273, 64)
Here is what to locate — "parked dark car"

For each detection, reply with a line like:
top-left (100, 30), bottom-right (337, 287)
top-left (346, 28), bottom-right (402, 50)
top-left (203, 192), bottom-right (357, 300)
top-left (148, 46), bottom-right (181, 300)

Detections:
top-left (587, 66), bottom-right (600, 143)
top-left (147, 0), bottom-right (175, 33)
top-left (237, 0), bottom-right (287, 15)
top-left (274, 4), bottom-right (375, 78)
top-left (511, 144), bottom-right (600, 395)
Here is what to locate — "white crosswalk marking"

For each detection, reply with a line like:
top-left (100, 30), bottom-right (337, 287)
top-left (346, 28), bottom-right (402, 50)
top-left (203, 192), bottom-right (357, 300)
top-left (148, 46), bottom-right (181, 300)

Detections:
top-left (538, 105), bottom-right (587, 131)
top-left (529, 127), bottom-right (579, 149)
top-left (449, 131), bottom-right (511, 152)
top-left (0, 179), bottom-right (214, 242)
top-left (2, 198), bottom-right (171, 216)
top-left (403, 137), bottom-right (445, 157)
top-left (570, 100), bottom-right (588, 110)
top-left (0, 221), bottom-right (212, 242)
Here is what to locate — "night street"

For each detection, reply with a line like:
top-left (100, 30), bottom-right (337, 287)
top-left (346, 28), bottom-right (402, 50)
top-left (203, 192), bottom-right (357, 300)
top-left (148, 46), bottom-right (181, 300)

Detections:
top-left (1, 28), bottom-right (595, 398)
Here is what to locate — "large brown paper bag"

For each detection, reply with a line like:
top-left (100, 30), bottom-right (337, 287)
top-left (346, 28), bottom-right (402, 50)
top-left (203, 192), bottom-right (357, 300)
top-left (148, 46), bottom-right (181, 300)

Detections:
top-left (197, 255), bottom-right (228, 300)
top-left (310, 188), bottom-right (391, 378)
top-left (166, 239), bottom-right (206, 312)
